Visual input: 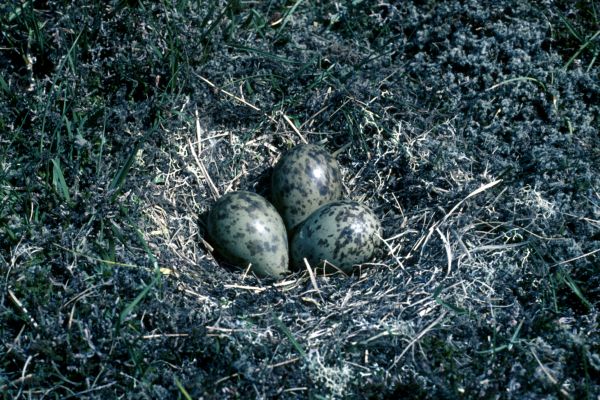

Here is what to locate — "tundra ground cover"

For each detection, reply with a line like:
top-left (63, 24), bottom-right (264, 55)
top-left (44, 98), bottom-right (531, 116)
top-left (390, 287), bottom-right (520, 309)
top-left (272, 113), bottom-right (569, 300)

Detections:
top-left (1, 1), bottom-right (598, 398)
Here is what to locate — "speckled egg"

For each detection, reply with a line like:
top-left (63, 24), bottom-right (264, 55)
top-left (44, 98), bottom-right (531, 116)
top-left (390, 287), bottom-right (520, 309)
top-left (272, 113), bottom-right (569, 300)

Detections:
top-left (290, 201), bottom-right (381, 273)
top-left (271, 144), bottom-right (342, 231)
top-left (207, 191), bottom-right (289, 278)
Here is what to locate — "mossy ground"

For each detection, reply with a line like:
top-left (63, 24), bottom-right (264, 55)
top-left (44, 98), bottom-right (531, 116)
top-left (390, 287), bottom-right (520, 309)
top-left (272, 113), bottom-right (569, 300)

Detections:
top-left (1, 0), bottom-right (599, 398)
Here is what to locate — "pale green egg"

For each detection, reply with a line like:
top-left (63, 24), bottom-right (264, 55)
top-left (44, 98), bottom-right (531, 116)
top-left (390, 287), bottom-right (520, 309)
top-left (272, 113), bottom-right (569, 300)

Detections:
top-left (207, 191), bottom-right (290, 278)
top-left (271, 144), bottom-right (343, 231)
top-left (290, 200), bottom-right (381, 273)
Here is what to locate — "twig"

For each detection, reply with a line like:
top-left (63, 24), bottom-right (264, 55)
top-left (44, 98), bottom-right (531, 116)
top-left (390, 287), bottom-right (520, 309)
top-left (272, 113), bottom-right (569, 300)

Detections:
top-left (63, 382), bottom-right (117, 399)
top-left (303, 258), bottom-right (322, 301)
top-left (215, 373), bottom-right (239, 385)
top-left (419, 180), bottom-right (502, 256)
top-left (551, 248), bottom-right (600, 267)
top-left (389, 311), bottom-right (447, 369)
top-left (268, 357), bottom-right (301, 369)
top-left (198, 75), bottom-right (310, 144)
top-left (197, 75), bottom-right (261, 111)
top-left (436, 227), bottom-right (452, 277)
top-left (529, 347), bottom-right (557, 384)
top-left (142, 333), bottom-right (189, 340)
top-left (378, 232), bottom-right (405, 270)
top-left (223, 284), bottom-right (266, 293)
top-left (443, 179), bottom-right (502, 224)
top-left (8, 289), bottom-right (39, 329)
top-left (529, 346), bottom-right (572, 398)
top-left (191, 109), bottom-right (219, 200)
top-left (0, 374), bottom-right (33, 392)
top-left (283, 114), bottom-right (308, 144)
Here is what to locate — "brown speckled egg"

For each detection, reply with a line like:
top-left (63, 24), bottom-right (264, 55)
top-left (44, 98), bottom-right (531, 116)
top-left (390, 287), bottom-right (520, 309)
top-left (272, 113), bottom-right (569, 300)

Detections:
top-left (290, 201), bottom-right (381, 273)
top-left (271, 144), bottom-right (342, 231)
top-left (207, 191), bottom-right (289, 278)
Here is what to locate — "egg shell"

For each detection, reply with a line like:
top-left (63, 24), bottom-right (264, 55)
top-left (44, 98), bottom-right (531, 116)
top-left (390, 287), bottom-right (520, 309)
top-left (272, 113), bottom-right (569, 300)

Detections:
top-left (207, 191), bottom-right (290, 278)
top-left (290, 200), bottom-right (381, 273)
top-left (271, 144), bottom-right (342, 231)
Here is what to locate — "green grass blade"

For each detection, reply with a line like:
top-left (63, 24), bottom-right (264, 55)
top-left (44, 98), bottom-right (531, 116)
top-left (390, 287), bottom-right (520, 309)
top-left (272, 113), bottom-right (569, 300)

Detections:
top-left (278, 0), bottom-right (304, 33)
top-left (563, 30), bottom-right (600, 71)
top-left (558, 12), bottom-right (583, 43)
top-left (124, 206), bottom-right (158, 269)
top-left (39, 29), bottom-right (84, 153)
top-left (134, 226), bottom-right (158, 268)
top-left (477, 344), bottom-right (508, 354)
top-left (109, 141), bottom-right (141, 197)
top-left (273, 315), bottom-right (306, 359)
top-left (561, 270), bottom-right (593, 310)
top-left (487, 76), bottom-right (547, 92)
top-left (51, 158), bottom-right (71, 203)
top-left (433, 286), bottom-right (468, 315)
top-left (0, 74), bottom-right (10, 95)
top-left (508, 319), bottom-right (524, 351)
top-left (477, 321), bottom-right (523, 354)
top-left (118, 268), bottom-right (161, 326)
top-left (174, 377), bottom-right (193, 400)
top-left (586, 52), bottom-right (598, 72)
top-left (200, 0), bottom-right (234, 43)
top-left (96, 112), bottom-right (107, 178)
top-left (7, 1), bottom-right (26, 22)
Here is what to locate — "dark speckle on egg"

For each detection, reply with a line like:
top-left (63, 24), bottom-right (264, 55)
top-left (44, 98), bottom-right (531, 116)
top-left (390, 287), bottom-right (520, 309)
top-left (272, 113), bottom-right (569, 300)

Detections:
top-left (272, 144), bottom-right (343, 231)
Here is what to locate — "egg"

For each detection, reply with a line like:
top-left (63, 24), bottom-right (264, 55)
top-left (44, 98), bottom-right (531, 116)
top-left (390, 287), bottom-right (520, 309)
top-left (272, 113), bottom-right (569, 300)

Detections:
top-left (290, 200), bottom-right (382, 273)
top-left (271, 144), bottom-right (342, 231)
top-left (207, 191), bottom-right (290, 278)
